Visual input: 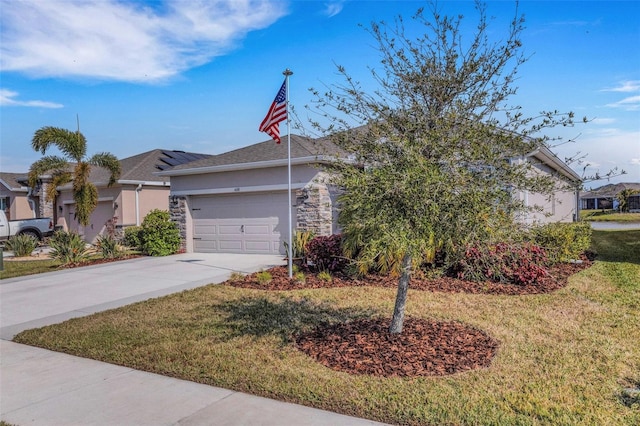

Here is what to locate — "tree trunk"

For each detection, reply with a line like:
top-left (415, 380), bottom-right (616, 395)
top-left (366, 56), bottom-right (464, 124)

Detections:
top-left (389, 253), bottom-right (412, 334)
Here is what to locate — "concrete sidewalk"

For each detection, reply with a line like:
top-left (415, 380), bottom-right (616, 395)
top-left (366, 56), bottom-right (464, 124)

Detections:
top-left (1, 253), bottom-right (387, 426)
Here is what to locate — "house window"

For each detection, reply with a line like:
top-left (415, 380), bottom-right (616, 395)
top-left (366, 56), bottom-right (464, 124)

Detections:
top-left (629, 195), bottom-right (640, 211)
top-left (0, 197), bottom-right (9, 220)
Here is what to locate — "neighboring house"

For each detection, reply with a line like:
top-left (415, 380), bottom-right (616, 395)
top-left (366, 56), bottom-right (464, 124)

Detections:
top-left (160, 135), bottom-right (580, 255)
top-left (41, 149), bottom-right (211, 243)
top-left (580, 182), bottom-right (640, 211)
top-left (0, 172), bottom-right (35, 220)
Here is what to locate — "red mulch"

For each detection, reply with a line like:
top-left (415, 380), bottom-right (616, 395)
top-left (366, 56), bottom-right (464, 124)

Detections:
top-left (228, 258), bottom-right (591, 378)
top-left (229, 258), bottom-right (592, 295)
top-left (296, 317), bottom-right (499, 377)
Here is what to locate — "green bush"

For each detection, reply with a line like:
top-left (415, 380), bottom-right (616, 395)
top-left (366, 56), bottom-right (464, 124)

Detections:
top-left (140, 210), bottom-right (180, 256)
top-left (6, 234), bottom-right (38, 257)
top-left (95, 234), bottom-right (123, 259)
top-left (49, 231), bottom-right (91, 265)
top-left (255, 271), bottom-right (273, 284)
top-left (123, 226), bottom-right (143, 249)
top-left (529, 222), bottom-right (592, 263)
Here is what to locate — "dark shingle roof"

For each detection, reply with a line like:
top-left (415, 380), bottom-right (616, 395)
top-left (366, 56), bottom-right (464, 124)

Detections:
top-left (89, 149), bottom-right (213, 183)
top-left (0, 172), bottom-right (29, 191)
top-left (167, 134), bottom-right (346, 172)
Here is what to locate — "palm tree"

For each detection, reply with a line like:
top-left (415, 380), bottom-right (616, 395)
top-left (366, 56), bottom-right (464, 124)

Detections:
top-left (28, 126), bottom-right (121, 226)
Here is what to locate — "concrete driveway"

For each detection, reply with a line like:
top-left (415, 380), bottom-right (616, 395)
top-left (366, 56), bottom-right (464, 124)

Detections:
top-left (1, 253), bottom-right (387, 426)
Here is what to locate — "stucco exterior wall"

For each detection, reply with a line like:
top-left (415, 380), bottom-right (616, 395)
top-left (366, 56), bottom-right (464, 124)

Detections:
top-left (0, 189), bottom-right (33, 220)
top-left (516, 162), bottom-right (578, 224)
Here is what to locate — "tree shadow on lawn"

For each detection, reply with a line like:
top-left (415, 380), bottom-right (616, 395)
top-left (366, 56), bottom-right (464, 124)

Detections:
top-left (211, 295), bottom-right (379, 345)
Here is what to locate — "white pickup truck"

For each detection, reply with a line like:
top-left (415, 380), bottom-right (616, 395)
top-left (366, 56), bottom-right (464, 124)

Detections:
top-left (0, 210), bottom-right (54, 241)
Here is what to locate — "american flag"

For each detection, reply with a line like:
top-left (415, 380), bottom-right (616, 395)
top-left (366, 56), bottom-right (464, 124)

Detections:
top-left (259, 79), bottom-right (287, 143)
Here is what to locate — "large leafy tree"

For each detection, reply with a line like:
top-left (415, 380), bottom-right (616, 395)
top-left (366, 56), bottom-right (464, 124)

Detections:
top-left (310, 2), bottom-right (580, 333)
top-left (28, 126), bottom-right (121, 226)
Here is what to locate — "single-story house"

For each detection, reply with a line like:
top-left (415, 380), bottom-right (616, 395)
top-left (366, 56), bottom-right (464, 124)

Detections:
top-left (0, 172), bottom-right (34, 220)
top-left (513, 145), bottom-right (582, 224)
top-left (580, 182), bottom-right (640, 211)
top-left (35, 149), bottom-right (211, 243)
top-left (159, 135), bottom-right (581, 255)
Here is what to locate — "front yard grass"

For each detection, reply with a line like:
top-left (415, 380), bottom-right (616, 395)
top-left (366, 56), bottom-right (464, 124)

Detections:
top-left (0, 258), bottom-right (62, 280)
top-left (580, 210), bottom-right (640, 222)
top-left (13, 231), bottom-right (640, 425)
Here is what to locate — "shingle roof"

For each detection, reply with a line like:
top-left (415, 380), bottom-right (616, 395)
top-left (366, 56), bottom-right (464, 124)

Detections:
top-left (88, 149), bottom-right (212, 183)
top-left (167, 134), bottom-right (346, 172)
top-left (0, 172), bottom-right (29, 191)
top-left (581, 182), bottom-right (640, 198)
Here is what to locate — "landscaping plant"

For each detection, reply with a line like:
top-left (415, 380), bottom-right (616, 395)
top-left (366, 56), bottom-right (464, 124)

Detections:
top-left (308, 1), bottom-right (585, 333)
top-left (140, 209), bottom-right (180, 256)
top-left (529, 222), bottom-right (592, 263)
top-left (122, 225), bottom-right (143, 250)
top-left (49, 230), bottom-right (91, 265)
top-left (306, 234), bottom-right (347, 273)
top-left (95, 234), bottom-right (124, 259)
top-left (5, 234), bottom-right (38, 257)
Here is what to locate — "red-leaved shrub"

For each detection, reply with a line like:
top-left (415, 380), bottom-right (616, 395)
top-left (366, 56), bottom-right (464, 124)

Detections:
top-left (454, 242), bottom-right (549, 285)
top-left (306, 234), bottom-right (347, 272)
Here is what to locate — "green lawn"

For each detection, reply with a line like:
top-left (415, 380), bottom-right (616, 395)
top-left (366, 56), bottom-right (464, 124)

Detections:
top-left (0, 258), bottom-right (62, 280)
top-left (580, 210), bottom-right (640, 222)
top-left (13, 231), bottom-right (640, 425)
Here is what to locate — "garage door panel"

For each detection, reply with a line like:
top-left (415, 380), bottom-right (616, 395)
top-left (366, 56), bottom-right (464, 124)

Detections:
top-left (191, 192), bottom-right (293, 254)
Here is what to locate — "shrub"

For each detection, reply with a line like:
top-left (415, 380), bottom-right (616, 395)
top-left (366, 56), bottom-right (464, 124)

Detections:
top-left (6, 234), bottom-right (38, 257)
top-left (229, 271), bottom-right (245, 282)
top-left (123, 226), bottom-right (143, 249)
top-left (454, 242), bottom-right (549, 285)
top-left (294, 271), bottom-right (306, 284)
top-left (529, 222), bottom-right (592, 263)
top-left (256, 271), bottom-right (272, 284)
top-left (306, 234), bottom-right (347, 273)
top-left (140, 210), bottom-right (180, 256)
top-left (317, 270), bottom-right (332, 282)
top-left (95, 234), bottom-right (123, 259)
top-left (284, 230), bottom-right (316, 260)
top-left (49, 231), bottom-right (91, 265)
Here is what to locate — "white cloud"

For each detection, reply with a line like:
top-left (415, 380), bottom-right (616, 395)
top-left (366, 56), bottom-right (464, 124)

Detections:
top-left (0, 89), bottom-right (63, 108)
top-left (0, 0), bottom-right (287, 83)
top-left (591, 117), bottom-right (616, 125)
top-left (324, 1), bottom-right (345, 18)
top-left (606, 95), bottom-right (640, 111)
top-left (630, 158), bottom-right (640, 166)
top-left (603, 80), bottom-right (640, 93)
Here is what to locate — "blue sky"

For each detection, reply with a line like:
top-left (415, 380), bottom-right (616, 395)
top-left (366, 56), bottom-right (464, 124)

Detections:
top-left (1, 0), bottom-right (638, 187)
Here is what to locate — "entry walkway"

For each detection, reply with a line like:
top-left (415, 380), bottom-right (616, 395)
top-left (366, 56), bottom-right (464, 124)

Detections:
top-left (1, 253), bottom-right (387, 425)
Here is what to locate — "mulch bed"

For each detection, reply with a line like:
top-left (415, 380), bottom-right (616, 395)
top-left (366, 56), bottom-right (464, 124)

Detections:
top-left (229, 258), bottom-right (592, 378)
top-left (296, 317), bottom-right (498, 377)
top-left (229, 258), bottom-right (592, 295)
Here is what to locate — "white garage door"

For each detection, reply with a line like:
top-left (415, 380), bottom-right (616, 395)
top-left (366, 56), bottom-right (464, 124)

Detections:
top-left (191, 192), bottom-right (293, 254)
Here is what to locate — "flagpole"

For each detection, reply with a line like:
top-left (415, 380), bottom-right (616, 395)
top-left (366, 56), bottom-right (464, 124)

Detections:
top-left (283, 68), bottom-right (293, 278)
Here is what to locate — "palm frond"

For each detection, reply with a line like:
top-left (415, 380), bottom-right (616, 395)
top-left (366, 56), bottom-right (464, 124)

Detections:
top-left (28, 156), bottom-right (70, 188)
top-left (74, 183), bottom-right (98, 226)
top-left (32, 126), bottom-right (87, 161)
top-left (89, 152), bottom-right (121, 186)
top-left (47, 171), bottom-right (73, 202)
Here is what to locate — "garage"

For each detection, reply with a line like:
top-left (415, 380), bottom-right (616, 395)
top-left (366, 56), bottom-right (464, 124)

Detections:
top-left (191, 192), bottom-right (293, 254)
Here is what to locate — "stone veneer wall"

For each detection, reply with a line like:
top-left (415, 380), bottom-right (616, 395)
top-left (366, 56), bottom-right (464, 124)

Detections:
top-left (38, 182), bottom-right (55, 219)
top-left (296, 180), bottom-right (333, 237)
top-left (169, 195), bottom-right (188, 252)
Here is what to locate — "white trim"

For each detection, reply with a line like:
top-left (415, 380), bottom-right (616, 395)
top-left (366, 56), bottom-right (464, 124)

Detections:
top-left (0, 179), bottom-right (28, 192)
top-left (157, 156), bottom-right (334, 177)
top-left (118, 180), bottom-right (170, 186)
top-left (171, 183), bottom-right (306, 197)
